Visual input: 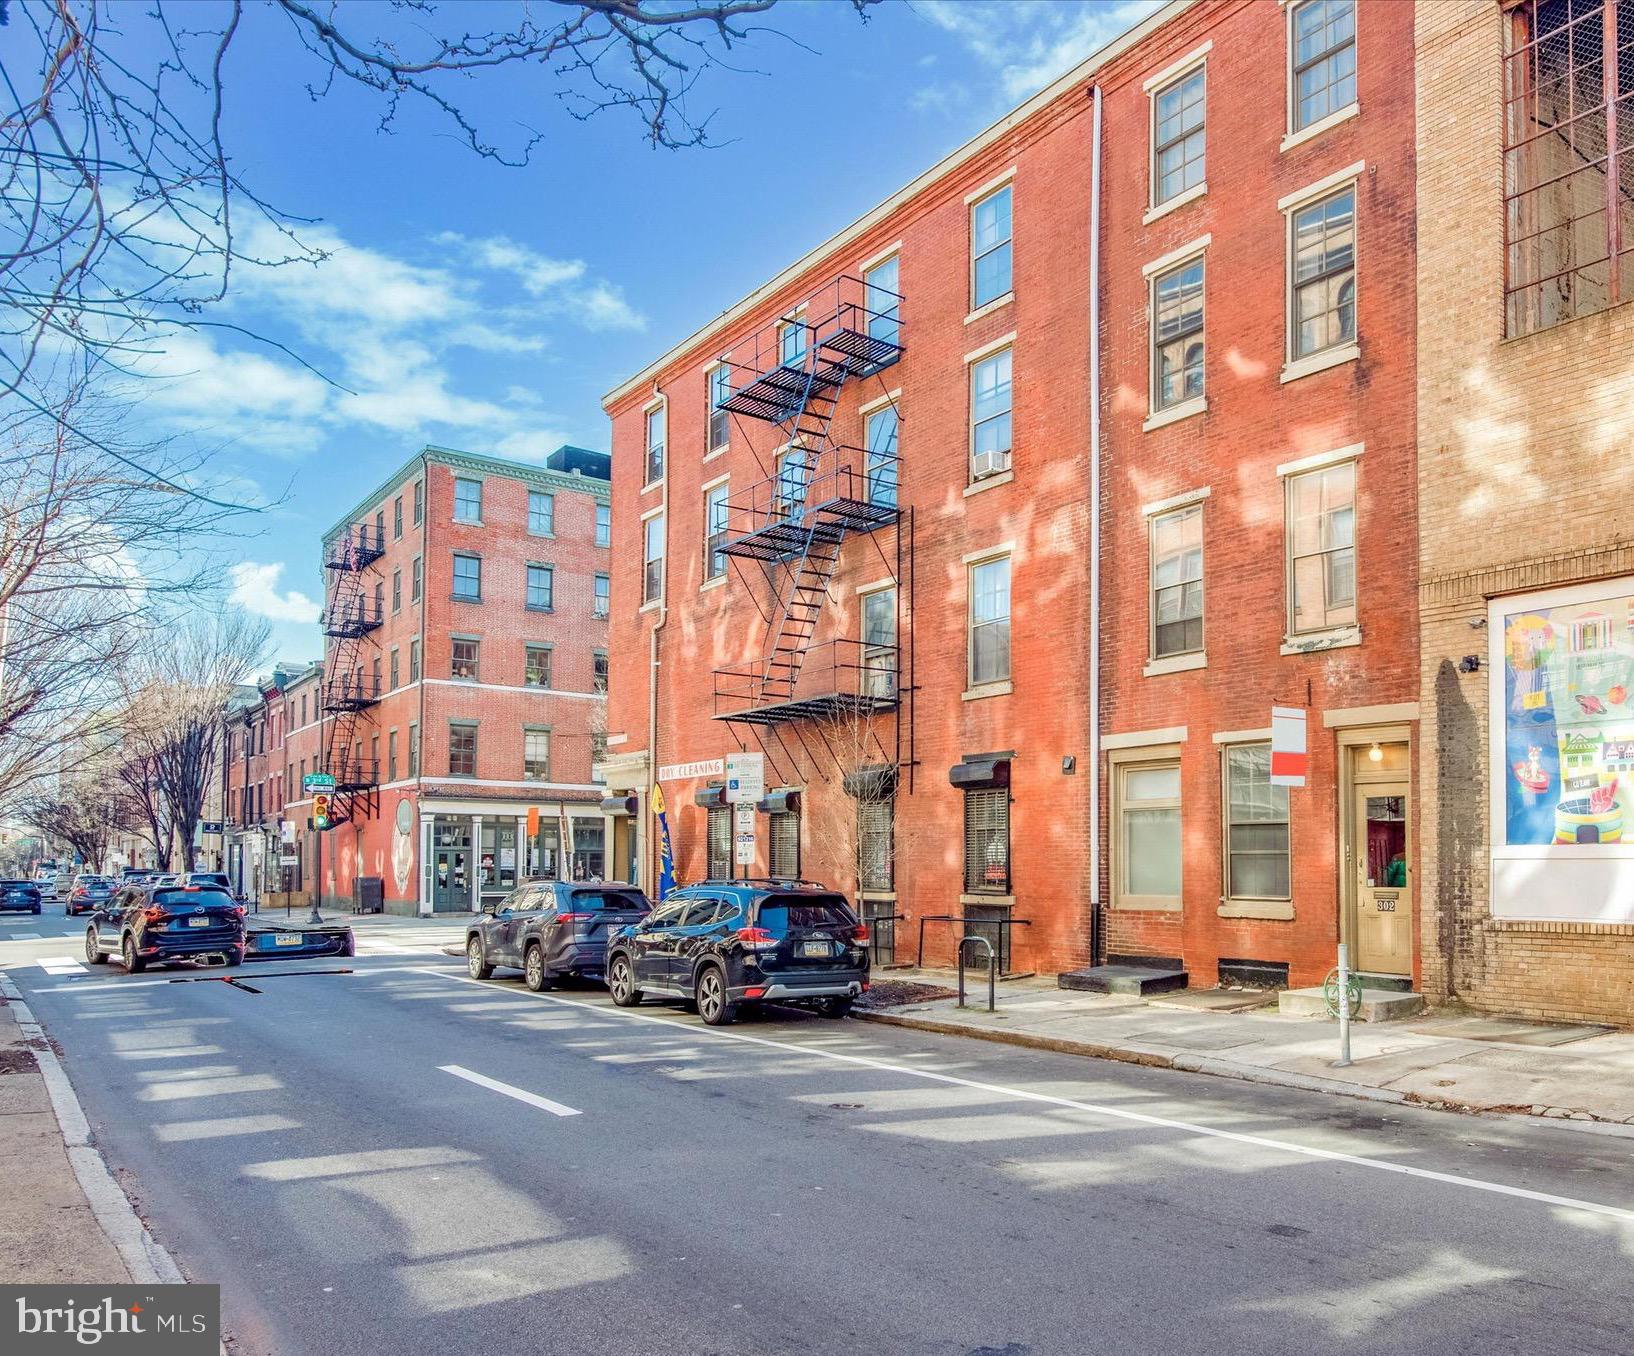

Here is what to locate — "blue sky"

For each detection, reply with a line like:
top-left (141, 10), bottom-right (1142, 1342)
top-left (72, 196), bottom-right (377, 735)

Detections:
top-left (153, 0), bottom-right (1157, 659)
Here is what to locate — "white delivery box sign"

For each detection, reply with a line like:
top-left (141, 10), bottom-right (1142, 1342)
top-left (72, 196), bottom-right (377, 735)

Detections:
top-left (725, 752), bottom-right (765, 806)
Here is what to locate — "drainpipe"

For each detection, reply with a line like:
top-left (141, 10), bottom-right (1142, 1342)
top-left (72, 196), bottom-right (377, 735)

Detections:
top-left (646, 390), bottom-right (670, 899)
top-left (415, 449), bottom-right (430, 914)
top-left (1087, 83), bottom-right (1105, 966)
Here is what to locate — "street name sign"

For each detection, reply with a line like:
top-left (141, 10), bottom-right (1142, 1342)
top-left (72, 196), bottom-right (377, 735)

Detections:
top-left (303, 773), bottom-right (336, 792)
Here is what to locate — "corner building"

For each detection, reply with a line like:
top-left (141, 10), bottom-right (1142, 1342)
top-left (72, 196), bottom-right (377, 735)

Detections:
top-left (1416, 0), bottom-right (1634, 1023)
top-left (602, 0), bottom-right (1417, 984)
top-left (317, 445), bottom-right (612, 914)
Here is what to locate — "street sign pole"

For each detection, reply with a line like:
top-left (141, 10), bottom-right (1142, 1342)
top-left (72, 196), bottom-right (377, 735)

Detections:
top-left (1333, 942), bottom-right (1353, 1068)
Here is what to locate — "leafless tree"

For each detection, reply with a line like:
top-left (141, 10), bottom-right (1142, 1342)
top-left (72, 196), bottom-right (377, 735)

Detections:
top-left (120, 610), bottom-right (270, 872)
top-left (17, 765), bottom-right (140, 871)
top-left (1, 0), bottom-right (879, 400)
top-left (0, 372), bottom-right (249, 811)
top-left (117, 746), bottom-right (173, 872)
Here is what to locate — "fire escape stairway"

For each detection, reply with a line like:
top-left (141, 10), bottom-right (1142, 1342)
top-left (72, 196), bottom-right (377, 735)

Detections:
top-left (320, 537), bottom-right (380, 828)
top-left (757, 531), bottom-right (843, 704)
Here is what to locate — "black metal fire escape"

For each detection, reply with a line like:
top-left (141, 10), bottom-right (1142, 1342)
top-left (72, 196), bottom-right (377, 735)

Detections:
top-left (320, 524), bottom-right (383, 826)
top-left (710, 274), bottom-right (914, 789)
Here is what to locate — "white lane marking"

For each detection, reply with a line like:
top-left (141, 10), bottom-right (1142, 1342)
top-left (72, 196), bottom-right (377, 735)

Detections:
top-left (36, 955), bottom-right (85, 975)
top-left (416, 967), bottom-right (1634, 1225)
top-left (36, 965), bottom-right (418, 994)
top-left (439, 1064), bottom-right (582, 1118)
top-left (4, 932), bottom-right (42, 940)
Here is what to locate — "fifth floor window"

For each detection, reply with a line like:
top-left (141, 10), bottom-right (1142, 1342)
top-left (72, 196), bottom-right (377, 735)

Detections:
top-left (645, 405), bottom-right (666, 485)
top-left (970, 185), bottom-right (1013, 308)
top-left (1152, 65), bottom-right (1205, 207)
top-left (454, 476), bottom-right (482, 523)
top-left (1290, 0), bottom-right (1356, 133)
top-left (1291, 188), bottom-right (1357, 358)
top-left (1504, 0), bottom-right (1634, 336)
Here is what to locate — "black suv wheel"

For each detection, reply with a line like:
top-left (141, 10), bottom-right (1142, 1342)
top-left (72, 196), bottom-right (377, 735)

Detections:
top-left (609, 954), bottom-right (642, 1007)
top-left (85, 927), bottom-right (106, 965)
top-left (695, 964), bottom-right (737, 1026)
top-left (466, 936), bottom-right (493, 980)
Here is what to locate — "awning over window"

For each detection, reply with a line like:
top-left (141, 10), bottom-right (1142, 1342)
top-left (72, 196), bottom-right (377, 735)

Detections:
top-left (693, 784), bottom-right (728, 809)
top-left (599, 795), bottom-right (638, 816)
top-left (949, 756), bottom-right (1009, 791)
top-left (842, 765), bottom-right (897, 801)
top-left (758, 789), bottom-right (800, 815)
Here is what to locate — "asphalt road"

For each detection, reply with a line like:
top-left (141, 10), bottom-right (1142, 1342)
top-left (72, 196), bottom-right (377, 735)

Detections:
top-left (4, 905), bottom-right (1634, 1356)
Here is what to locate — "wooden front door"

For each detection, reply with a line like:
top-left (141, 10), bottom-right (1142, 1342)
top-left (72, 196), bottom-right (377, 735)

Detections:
top-left (1353, 783), bottom-right (1411, 975)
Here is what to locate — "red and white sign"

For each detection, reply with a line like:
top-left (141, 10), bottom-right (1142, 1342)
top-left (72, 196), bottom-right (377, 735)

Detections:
top-left (1270, 706), bottom-right (1308, 787)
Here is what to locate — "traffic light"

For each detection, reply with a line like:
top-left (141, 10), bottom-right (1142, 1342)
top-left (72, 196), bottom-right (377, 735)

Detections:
top-left (312, 793), bottom-right (331, 830)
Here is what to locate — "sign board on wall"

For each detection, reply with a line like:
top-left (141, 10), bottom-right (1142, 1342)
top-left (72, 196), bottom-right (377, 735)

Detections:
top-left (1270, 707), bottom-right (1308, 787)
top-left (657, 758), bottom-right (724, 782)
top-left (725, 753), bottom-right (765, 805)
top-left (734, 802), bottom-right (756, 866)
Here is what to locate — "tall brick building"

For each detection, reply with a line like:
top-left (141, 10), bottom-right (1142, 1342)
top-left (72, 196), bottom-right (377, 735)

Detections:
top-left (601, 0), bottom-right (1418, 986)
top-left (315, 445), bottom-right (612, 914)
top-left (1416, 0), bottom-right (1634, 1023)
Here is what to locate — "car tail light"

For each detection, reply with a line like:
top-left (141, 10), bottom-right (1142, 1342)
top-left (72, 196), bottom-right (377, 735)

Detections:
top-left (743, 986), bottom-right (766, 999)
top-left (735, 926), bottom-right (777, 950)
top-left (557, 911), bottom-right (593, 923)
top-left (231, 906), bottom-right (246, 918)
top-left (142, 907), bottom-right (170, 924)
top-left (851, 923), bottom-right (870, 945)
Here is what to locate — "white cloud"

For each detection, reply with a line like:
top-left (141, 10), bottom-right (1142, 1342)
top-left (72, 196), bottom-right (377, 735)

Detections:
top-left (920, 0), bottom-right (1161, 102)
top-left (229, 561), bottom-right (322, 624)
top-left (492, 428), bottom-right (577, 462)
top-left (575, 281), bottom-right (646, 333)
top-left (449, 234), bottom-right (587, 295)
top-left (442, 231), bottom-right (648, 332)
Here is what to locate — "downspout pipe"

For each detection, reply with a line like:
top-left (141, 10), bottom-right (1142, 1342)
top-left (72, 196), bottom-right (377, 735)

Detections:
top-left (647, 390), bottom-right (670, 899)
top-left (1087, 83), bottom-right (1105, 966)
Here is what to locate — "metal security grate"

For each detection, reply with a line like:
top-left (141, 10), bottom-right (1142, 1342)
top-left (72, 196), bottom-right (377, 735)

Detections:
top-left (769, 810), bottom-right (801, 878)
top-left (1503, 0), bottom-right (1634, 335)
top-left (858, 798), bottom-right (893, 893)
top-left (962, 788), bottom-right (1010, 894)
top-left (707, 807), bottom-right (731, 879)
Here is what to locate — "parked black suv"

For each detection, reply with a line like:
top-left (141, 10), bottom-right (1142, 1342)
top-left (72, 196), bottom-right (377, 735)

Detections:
top-left (605, 880), bottom-right (869, 1025)
top-left (466, 879), bottom-right (650, 991)
top-left (85, 881), bottom-right (247, 971)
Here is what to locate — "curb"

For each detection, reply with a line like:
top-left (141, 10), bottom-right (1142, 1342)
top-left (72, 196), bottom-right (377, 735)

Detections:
top-left (854, 1008), bottom-right (1634, 1136)
top-left (0, 973), bottom-right (185, 1285)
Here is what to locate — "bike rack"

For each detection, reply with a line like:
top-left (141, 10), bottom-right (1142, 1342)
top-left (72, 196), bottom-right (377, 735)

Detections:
top-left (957, 935), bottom-right (996, 1013)
top-left (917, 912), bottom-right (1031, 972)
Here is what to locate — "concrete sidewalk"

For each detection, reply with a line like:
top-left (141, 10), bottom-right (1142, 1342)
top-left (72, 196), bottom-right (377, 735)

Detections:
top-left (0, 985), bottom-right (133, 1282)
top-left (858, 970), bottom-right (1634, 1134)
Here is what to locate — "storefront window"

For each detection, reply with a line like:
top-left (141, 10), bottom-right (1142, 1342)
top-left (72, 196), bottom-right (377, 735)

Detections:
top-left (1501, 585), bottom-right (1634, 847)
top-left (573, 820), bottom-right (605, 880)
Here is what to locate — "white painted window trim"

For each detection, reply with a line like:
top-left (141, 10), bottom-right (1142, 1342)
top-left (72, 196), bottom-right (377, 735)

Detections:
top-left (964, 331), bottom-right (1017, 366)
top-left (1281, 342), bottom-right (1359, 384)
top-left (1282, 0), bottom-right (1360, 150)
top-left (1102, 726), bottom-right (1189, 751)
top-left (1276, 441), bottom-right (1363, 478)
top-left (963, 165), bottom-right (1017, 205)
top-left (1281, 624), bottom-right (1361, 655)
top-left (854, 576), bottom-right (894, 597)
top-left (1143, 181), bottom-right (1208, 226)
top-left (962, 540), bottom-right (1015, 566)
top-left (964, 292), bottom-right (1015, 325)
top-left (1143, 651), bottom-right (1207, 678)
top-left (858, 240), bottom-right (903, 275)
top-left (963, 469), bottom-right (1014, 497)
top-left (422, 678), bottom-right (605, 701)
top-left (639, 501), bottom-right (666, 522)
top-left (1141, 233), bottom-right (1212, 279)
top-left (1278, 159), bottom-right (1367, 213)
top-left (1281, 102), bottom-right (1359, 154)
top-left (1212, 727), bottom-right (1273, 745)
top-left (1143, 395), bottom-right (1207, 433)
top-left (700, 469), bottom-right (731, 493)
top-left (1142, 39), bottom-right (1213, 93)
top-left (1141, 485), bottom-right (1211, 518)
top-left (859, 388), bottom-right (902, 417)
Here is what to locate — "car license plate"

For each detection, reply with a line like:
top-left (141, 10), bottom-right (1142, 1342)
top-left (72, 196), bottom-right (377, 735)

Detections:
top-left (273, 933), bottom-right (303, 947)
top-left (187, 916), bottom-right (211, 927)
top-left (800, 940), bottom-right (832, 958)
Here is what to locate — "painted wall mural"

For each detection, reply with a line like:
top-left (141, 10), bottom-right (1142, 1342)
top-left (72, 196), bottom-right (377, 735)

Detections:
top-left (1503, 591), bottom-right (1634, 846)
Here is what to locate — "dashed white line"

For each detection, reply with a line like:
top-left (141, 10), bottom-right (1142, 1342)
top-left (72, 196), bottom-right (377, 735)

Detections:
top-left (416, 966), bottom-right (1634, 1225)
top-left (439, 1064), bottom-right (582, 1118)
top-left (36, 955), bottom-right (85, 975)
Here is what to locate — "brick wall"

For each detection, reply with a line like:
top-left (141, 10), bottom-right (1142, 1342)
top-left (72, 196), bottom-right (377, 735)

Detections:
top-left (1416, 0), bottom-right (1634, 1023)
top-left (1098, 0), bottom-right (1419, 989)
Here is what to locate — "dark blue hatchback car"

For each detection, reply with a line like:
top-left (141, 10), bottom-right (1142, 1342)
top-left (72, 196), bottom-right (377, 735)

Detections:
top-left (605, 880), bottom-right (869, 1026)
top-left (0, 880), bottom-right (41, 914)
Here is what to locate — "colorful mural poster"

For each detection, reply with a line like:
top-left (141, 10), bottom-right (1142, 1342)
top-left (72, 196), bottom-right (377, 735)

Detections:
top-left (1503, 592), bottom-right (1634, 846)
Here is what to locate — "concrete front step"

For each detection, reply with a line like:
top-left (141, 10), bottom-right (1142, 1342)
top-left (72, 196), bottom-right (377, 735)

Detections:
top-left (1059, 964), bottom-right (1188, 997)
top-left (1278, 986), bottom-right (1426, 1022)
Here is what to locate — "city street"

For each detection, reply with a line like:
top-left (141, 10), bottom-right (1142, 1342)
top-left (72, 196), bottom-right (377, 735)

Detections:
top-left (3, 908), bottom-right (1633, 1356)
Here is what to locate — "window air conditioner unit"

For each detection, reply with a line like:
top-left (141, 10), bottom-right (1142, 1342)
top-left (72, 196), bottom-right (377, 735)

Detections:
top-left (971, 449), bottom-right (1009, 480)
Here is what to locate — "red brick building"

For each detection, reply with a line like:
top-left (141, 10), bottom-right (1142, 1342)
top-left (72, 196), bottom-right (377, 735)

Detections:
top-left (601, 0), bottom-right (1417, 987)
top-left (315, 445), bottom-right (612, 914)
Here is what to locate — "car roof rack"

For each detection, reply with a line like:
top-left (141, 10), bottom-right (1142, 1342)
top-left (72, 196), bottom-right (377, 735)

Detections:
top-left (689, 876), bottom-right (832, 890)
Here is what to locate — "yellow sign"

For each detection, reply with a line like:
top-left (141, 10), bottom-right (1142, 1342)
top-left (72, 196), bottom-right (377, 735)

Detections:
top-left (1523, 689), bottom-right (1546, 710)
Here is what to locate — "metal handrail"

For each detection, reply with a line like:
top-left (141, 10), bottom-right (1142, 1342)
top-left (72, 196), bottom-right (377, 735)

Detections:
top-left (958, 935), bottom-right (996, 1012)
top-left (713, 638), bottom-right (899, 717)
top-left (722, 446), bottom-right (900, 536)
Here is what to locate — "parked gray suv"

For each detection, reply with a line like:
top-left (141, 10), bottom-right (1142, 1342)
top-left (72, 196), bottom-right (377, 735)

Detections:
top-left (466, 880), bottom-right (650, 991)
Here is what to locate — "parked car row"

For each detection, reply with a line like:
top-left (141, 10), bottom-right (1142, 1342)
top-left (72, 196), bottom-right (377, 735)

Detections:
top-left (465, 877), bottom-right (870, 1026)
